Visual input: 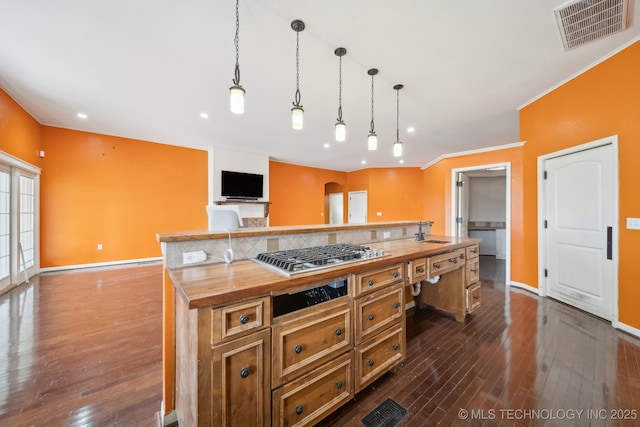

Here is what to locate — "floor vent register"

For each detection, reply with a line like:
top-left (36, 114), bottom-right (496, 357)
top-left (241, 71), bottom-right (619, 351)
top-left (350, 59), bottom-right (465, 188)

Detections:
top-left (361, 398), bottom-right (408, 427)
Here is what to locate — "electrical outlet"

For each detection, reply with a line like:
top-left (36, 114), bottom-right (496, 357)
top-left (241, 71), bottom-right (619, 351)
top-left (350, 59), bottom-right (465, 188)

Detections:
top-left (97, 243), bottom-right (103, 250)
top-left (627, 218), bottom-right (640, 230)
top-left (377, 212), bottom-right (383, 216)
top-left (183, 250), bottom-right (207, 265)
top-left (383, 232), bottom-right (391, 239)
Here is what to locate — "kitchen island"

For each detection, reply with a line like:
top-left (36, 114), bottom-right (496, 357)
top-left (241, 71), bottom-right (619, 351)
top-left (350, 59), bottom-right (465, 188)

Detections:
top-left (159, 222), bottom-right (479, 426)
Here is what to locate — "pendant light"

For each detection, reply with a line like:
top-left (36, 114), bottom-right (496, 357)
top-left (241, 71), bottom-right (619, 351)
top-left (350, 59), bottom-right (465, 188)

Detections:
top-left (334, 47), bottom-right (347, 142)
top-left (229, 0), bottom-right (245, 114)
top-left (367, 68), bottom-right (378, 150)
top-left (393, 84), bottom-right (404, 157)
top-left (291, 20), bottom-right (305, 130)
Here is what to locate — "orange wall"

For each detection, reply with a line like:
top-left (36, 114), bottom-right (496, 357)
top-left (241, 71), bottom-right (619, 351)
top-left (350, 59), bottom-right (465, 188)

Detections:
top-left (270, 162), bottom-right (424, 226)
top-left (40, 127), bottom-right (208, 267)
top-left (269, 161), bottom-right (347, 225)
top-left (520, 40), bottom-right (640, 329)
top-left (0, 89), bottom-right (42, 167)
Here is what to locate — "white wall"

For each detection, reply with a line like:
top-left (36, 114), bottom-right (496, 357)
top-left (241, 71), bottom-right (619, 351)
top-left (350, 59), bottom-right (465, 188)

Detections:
top-left (469, 176), bottom-right (506, 221)
top-left (211, 147), bottom-right (270, 218)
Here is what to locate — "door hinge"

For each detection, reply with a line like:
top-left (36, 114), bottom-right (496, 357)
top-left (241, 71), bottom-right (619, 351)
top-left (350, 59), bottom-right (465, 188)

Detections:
top-left (544, 171), bottom-right (547, 179)
top-left (544, 269), bottom-right (548, 277)
top-left (544, 220), bottom-right (548, 229)
top-left (456, 217), bottom-right (463, 224)
top-left (456, 181), bottom-right (463, 187)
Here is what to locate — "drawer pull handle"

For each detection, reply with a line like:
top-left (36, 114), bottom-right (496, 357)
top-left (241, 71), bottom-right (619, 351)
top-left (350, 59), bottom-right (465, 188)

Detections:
top-left (368, 359), bottom-right (375, 366)
top-left (368, 314), bottom-right (374, 321)
top-left (392, 272), bottom-right (400, 278)
top-left (460, 253), bottom-right (465, 259)
top-left (434, 263), bottom-right (440, 269)
top-left (393, 344), bottom-right (399, 351)
top-left (336, 381), bottom-right (343, 390)
top-left (451, 258), bottom-right (457, 264)
top-left (471, 269), bottom-right (478, 273)
top-left (474, 296), bottom-right (480, 300)
top-left (471, 248), bottom-right (478, 253)
top-left (368, 279), bottom-right (375, 286)
top-left (239, 314), bottom-right (249, 324)
top-left (296, 406), bottom-right (304, 415)
top-left (393, 303), bottom-right (399, 309)
top-left (295, 345), bottom-right (303, 354)
top-left (335, 328), bottom-right (342, 336)
top-left (240, 368), bottom-right (250, 378)
top-left (417, 267), bottom-right (425, 273)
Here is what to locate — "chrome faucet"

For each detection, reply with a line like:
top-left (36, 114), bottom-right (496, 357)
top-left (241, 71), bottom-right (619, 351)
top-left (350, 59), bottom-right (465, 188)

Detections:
top-left (415, 221), bottom-right (426, 241)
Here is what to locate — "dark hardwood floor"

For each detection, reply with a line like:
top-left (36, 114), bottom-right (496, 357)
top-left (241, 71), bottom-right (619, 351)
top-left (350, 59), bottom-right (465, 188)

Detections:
top-left (1, 257), bottom-right (639, 426)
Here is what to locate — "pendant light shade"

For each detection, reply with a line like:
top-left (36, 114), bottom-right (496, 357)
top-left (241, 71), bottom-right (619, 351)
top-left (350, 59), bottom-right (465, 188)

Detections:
top-left (393, 84), bottom-right (404, 158)
top-left (291, 106), bottom-right (304, 130)
top-left (334, 47), bottom-right (347, 142)
top-left (367, 68), bottom-right (378, 151)
top-left (291, 20), bottom-right (305, 130)
top-left (229, 0), bottom-right (245, 114)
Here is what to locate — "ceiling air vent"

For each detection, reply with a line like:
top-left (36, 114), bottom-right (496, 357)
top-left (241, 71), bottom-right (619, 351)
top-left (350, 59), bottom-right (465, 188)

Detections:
top-left (554, 0), bottom-right (630, 50)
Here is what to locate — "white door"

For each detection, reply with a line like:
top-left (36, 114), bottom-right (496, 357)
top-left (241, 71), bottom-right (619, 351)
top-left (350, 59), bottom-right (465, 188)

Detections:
top-left (544, 144), bottom-right (614, 320)
top-left (329, 193), bottom-right (344, 225)
top-left (456, 172), bottom-right (469, 237)
top-left (348, 191), bottom-right (367, 224)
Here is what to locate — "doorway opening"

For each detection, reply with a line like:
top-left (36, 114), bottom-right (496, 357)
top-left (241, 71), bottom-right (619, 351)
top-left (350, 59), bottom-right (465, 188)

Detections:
top-left (324, 182), bottom-right (344, 225)
top-left (451, 163), bottom-right (511, 286)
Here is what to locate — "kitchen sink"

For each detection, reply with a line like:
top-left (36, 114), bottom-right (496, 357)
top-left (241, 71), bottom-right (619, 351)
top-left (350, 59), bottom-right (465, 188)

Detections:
top-left (424, 239), bottom-right (451, 244)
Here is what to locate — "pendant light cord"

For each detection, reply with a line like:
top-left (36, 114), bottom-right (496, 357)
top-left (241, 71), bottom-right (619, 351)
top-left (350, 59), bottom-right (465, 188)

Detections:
top-left (293, 30), bottom-right (302, 107)
top-left (233, 0), bottom-right (240, 86)
top-left (396, 88), bottom-right (400, 141)
top-left (369, 74), bottom-right (375, 133)
top-left (337, 55), bottom-right (343, 121)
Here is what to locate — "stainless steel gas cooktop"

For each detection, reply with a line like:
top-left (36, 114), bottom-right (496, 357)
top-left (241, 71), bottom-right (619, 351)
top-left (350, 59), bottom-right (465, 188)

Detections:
top-left (253, 243), bottom-right (387, 276)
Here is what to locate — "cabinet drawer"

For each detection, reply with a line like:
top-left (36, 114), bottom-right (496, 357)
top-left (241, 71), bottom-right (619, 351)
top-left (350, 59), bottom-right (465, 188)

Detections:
top-left (272, 300), bottom-right (351, 388)
top-left (272, 352), bottom-right (354, 427)
top-left (466, 257), bottom-right (480, 286)
top-left (355, 324), bottom-right (405, 393)
top-left (352, 263), bottom-right (404, 297)
top-left (466, 282), bottom-right (481, 313)
top-left (355, 283), bottom-right (404, 345)
top-left (210, 296), bottom-right (271, 344)
top-left (465, 244), bottom-right (480, 260)
top-left (407, 257), bottom-right (427, 284)
top-left (427, 249), bottom-right (465, 277)
top-left (210, 329), bottom-right (271, 427)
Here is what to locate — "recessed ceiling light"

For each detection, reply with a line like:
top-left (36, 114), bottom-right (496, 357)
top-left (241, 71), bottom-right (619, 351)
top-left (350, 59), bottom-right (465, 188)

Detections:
top-left (77, 113), bottom-right (88, 119)
top-left (361, 160), bottom-right (366, 165)
top-left (323, 143), bottom-right (330, 148)
top-left (200, 112), bottom-right (209, 119)
top-left (407, 127), bottom-right (415, 133)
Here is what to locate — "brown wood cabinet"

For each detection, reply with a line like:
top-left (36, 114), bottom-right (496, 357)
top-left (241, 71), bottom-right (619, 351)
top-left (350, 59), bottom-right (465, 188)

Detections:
top-left (172, 240), bottom-right (480, 426)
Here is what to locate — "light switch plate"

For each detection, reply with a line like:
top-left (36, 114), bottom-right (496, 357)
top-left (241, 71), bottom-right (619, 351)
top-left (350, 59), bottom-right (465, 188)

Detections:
top-left (627, 218), bottom-right (640, 230)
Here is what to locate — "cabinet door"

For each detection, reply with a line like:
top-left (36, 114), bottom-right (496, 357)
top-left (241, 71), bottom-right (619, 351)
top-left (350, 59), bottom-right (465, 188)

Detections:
top-left (355, 324), bottom-right (405, 393)
top-left (465, 257), bottom-right (480, 286)
top-left (211, 329), bottom-right (271, 427)
top-left (352, 263), bottom-right (404, 297)
top-left (407, 257), bottom-right (427, 284)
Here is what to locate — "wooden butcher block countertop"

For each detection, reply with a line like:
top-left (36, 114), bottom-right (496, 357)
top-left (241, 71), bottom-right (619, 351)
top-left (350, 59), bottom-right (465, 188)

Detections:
top-left (169, 235), bottom-right (480, 310)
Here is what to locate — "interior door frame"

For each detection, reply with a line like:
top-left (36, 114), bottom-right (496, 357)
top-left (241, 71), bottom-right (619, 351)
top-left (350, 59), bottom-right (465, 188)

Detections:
top-left (537, 135), bottom-right (619, 327)
top-left (450, 162), bottom-right (511, 287)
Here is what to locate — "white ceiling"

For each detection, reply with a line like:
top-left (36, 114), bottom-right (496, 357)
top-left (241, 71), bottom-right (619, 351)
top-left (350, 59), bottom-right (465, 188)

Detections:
top-left (1, 1), bottom-right (638, 172)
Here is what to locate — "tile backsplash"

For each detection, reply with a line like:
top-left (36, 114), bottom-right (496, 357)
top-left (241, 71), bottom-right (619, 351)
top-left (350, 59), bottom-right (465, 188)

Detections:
top-left (163, 223), bottom-right (429, 270)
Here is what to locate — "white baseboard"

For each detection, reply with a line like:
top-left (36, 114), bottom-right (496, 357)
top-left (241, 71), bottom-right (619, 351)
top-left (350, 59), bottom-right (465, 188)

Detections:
top-left (509, 281), bottom-right (540, 296)
top-left (616, 321), bottom-right (640, 340)
top-left (40, 257), bottom-right (162, 273)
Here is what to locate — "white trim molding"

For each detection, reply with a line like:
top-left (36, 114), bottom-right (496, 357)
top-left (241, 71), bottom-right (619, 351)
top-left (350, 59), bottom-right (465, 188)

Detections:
top-left (616, 322), bottom-right (640, 340)
top-left (509, 281), bottom-right (541, 296)
top-left (40, 257), bottom-right (162, 273)
top-left (421, 141), bottom-right (525, 170)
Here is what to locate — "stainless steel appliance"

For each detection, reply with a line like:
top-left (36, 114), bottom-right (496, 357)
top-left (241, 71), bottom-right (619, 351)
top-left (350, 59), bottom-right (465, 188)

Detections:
top-left (254, 243), bottom-right (387, 276)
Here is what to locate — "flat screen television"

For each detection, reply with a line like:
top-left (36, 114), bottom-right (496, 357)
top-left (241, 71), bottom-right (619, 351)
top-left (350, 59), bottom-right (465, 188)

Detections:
top-left (221, 170), bottom-right (264, 199)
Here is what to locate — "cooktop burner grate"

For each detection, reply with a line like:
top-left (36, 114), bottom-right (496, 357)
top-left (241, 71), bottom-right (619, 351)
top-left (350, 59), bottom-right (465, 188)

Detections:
top-left (254, 243), bottom-right (386, 275)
